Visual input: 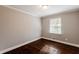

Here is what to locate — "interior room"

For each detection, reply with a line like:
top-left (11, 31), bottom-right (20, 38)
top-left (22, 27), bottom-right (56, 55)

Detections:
top-left (0, 5), bottom-right (79, 54)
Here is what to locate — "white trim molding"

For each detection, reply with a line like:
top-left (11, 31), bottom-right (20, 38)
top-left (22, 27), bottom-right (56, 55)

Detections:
top-left (0, 37), bottom-right (41, 54)
top-left (1, 37), bottom-right (79, 54)
top-left (41, 37), bottom-right (79, 48)
top-left (1, 5), bottom-right (38, 17)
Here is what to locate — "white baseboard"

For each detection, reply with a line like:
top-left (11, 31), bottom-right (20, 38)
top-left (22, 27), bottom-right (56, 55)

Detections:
top-left (0, 37), bottom-right (41, 54)
top-left (1, 37), bottom-right (79, 54)
top-left (41, 37), bottom-right (79, 48)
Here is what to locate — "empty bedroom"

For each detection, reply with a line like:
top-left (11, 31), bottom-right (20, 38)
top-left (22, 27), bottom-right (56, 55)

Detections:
top-left (0, 5), bottom-right (79, 54)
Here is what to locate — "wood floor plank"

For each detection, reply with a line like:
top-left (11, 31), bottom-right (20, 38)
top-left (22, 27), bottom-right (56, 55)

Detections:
top-left (4, 38), bottom-right (79, 54)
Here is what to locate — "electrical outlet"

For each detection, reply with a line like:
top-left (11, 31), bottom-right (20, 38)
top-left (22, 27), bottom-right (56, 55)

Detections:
top-left (65, 38), bottom-right (68, 40)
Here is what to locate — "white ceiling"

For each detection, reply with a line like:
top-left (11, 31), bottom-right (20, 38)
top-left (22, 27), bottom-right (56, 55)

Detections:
top-left (9, 5), bottom-right (79, 17)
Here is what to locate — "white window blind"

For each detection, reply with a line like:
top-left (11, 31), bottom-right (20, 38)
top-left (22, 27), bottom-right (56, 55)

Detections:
top-left (49, 17), bottom-right (62, 34)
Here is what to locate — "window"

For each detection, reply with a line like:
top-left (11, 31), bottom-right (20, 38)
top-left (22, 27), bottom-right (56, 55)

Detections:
top-left (49, 17), bottom-right (62, 34)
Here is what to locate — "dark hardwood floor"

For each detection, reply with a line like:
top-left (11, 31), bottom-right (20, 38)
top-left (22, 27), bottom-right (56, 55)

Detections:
top-left (4, 38), bottom-right (79, 54)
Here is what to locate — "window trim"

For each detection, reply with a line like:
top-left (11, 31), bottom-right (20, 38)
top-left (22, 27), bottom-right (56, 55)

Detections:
top-left (49, 17), bottom-right (62, 34)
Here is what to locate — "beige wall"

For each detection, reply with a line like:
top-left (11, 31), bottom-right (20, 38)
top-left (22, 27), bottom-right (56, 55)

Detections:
top-left (0, 6), bottom-right (41, 51)
top-left (42, 11), bottom-right (79, 45)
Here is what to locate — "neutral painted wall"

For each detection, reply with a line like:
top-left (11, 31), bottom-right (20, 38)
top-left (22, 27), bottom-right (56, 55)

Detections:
top-left (42, 11), bottom-right (79, 45)
top-left (0, 6), bottom-right (41, 51)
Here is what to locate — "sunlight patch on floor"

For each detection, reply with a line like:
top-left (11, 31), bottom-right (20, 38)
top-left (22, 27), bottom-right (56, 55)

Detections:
top-left (40, 45), bottom-right (60, 54)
